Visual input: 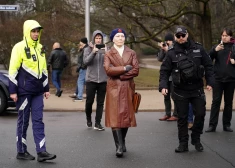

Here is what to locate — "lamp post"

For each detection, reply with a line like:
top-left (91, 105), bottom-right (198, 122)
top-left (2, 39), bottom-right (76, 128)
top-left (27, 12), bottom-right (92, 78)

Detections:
top-left (85, 0), bottom-right (90, 41)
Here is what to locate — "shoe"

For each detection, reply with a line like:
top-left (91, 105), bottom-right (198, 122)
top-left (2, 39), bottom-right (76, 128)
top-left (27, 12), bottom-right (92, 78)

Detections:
top-left (37, 151), bottom-right (56, 162)
top-left (16, 151), bottom-right (35, 160)
top-left (175, 144), bottom-right (188, 153)
top-left (188, 122), bottom-right (193, 130)
top-left (94, 123), bottom-right (105, 131)
top-left (69, 94), bottom-right (77, 98)
top-left (87, 121), bottom-right (92, 128)
top-left (159, 115), bottom-right (171, 121)
top-left (57, 90), bottom-right (63, 97)
top-left (191, 142), bottom-right (204, 152)
top-left (73, 98), bottom-right (83, 102)
top-left (223, 126), bottom-right (233, 132)
top-left (205, 126), bottom-right (216, 132)
top-left (167, 116), bottom-right (178, 121)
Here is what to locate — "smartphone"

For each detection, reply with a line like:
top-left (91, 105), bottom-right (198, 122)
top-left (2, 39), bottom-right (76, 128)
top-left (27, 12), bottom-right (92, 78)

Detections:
top-left (96, 44), bottom-right (105, 49)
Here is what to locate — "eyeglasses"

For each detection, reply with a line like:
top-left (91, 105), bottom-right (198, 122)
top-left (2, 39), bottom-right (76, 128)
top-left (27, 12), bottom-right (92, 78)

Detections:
top-left (176, 34), bottom-right (186, 39)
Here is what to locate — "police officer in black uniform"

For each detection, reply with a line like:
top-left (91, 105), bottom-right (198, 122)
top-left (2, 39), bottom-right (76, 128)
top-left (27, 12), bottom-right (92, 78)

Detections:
top-left (159, 26), bottom-right (214, 153)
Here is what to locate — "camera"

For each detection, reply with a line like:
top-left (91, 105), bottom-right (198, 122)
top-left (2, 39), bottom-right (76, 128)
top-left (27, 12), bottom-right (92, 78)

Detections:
top-left (162, 42), bottom-right (167, 47)
top-left (96, 44), bottom-right (105, 49)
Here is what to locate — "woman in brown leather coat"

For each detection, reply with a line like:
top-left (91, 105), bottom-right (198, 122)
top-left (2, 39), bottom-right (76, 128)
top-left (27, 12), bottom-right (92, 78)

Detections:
top-left (104, 28), bottom-right (139, 157)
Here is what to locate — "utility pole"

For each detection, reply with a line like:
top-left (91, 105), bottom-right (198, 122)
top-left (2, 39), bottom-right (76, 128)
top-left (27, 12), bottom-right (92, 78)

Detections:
top-left (85, 0), bottom-right (90, 41)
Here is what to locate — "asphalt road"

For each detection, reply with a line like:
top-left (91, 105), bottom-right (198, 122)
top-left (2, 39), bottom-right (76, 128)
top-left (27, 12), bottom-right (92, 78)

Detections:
top-left (0, 112), bottom-right (234, 168)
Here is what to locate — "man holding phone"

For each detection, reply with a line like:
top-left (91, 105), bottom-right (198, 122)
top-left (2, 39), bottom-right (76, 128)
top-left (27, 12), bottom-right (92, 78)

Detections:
top-left (83, 30), bottom-right (108, 131)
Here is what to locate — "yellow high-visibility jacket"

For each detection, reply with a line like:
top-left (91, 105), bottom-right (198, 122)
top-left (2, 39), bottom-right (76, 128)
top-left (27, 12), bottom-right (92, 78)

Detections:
top-left (9, 20), bottom-right (49, 95)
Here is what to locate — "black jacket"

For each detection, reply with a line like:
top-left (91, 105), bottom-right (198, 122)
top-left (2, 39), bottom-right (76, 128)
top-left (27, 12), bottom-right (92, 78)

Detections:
top-left (77, 44), bottom-right (88, 72)
top-left (159, 39), bottom-right (214, 92)
top-left (48, 48), bottom-right (68, 70)
top-left (208, 40), bottom-right (235, 82)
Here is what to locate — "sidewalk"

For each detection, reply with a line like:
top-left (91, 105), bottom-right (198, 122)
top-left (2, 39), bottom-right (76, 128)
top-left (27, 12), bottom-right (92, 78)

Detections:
top-left (44, 89), bottom-right (234, 112)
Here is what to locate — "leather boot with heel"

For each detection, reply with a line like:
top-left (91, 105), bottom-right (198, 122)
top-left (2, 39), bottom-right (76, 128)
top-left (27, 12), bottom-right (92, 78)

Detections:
top-left (121, 128), bottom-right (128, 152)
top-left (112, 129), bottom-right (123, 157)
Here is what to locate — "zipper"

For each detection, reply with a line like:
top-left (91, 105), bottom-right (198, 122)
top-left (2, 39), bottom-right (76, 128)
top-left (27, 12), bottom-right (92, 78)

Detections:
top-left (226, 51), bottom-right (231, 65)
top-left (98, 52), bottom-right (100, 83)
top-left (34, 48), bottom-right (40, 79)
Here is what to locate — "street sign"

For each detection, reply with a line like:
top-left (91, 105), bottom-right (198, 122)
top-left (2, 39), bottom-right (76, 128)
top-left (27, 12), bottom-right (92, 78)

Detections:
top-left (0, 5), bottom-right (19, 11)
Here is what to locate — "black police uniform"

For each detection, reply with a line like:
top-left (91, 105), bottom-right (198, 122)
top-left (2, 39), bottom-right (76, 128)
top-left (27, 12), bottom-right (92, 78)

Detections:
top-left (159, 39), bottom-right (214, 151)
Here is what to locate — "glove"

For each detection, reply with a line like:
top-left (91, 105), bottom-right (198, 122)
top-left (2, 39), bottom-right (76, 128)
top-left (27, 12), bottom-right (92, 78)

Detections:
top-left (125, 65), bottom-right (132, 72)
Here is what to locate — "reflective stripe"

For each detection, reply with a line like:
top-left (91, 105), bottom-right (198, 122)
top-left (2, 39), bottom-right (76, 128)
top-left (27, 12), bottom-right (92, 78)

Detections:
top-left (39, 137), bottom-right (45, 148)
top-left (9, 76), bottom-right (18, 86)
top-left (22, 138), bottom-right (27, 145)
top-left (43, 78), bottom-right (48, 87)
top-left (22, 64), bottom-right (39, 79)
top-left (16, 136), bottom-right (18, 142)
top-left (19, 98), bottom-right (28, 111)
top-left (42, 69), bottom-right (48, 77)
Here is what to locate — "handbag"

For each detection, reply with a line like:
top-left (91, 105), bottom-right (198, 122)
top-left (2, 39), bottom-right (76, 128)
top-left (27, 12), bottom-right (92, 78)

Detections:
top-left (133, 92), bottom-right (141, 113)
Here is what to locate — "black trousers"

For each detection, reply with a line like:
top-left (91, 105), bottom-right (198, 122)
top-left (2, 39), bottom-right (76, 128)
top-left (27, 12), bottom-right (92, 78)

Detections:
top-left (173, 88), bottom-right (206, 145)
top-left (209, 81), bottom-right (235, 128)
top-left (164, 81), bottom-right (177, 117)
top-left (85, 82), bottom-right (107, 124)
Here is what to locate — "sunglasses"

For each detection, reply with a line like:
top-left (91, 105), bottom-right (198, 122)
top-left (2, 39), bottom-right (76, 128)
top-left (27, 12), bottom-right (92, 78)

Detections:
top-left (176, 34), bottom-right (186, 39)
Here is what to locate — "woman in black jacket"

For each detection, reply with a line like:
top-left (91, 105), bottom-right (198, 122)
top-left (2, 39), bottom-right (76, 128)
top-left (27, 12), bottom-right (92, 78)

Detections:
top-left (206, 28), bottom-right (235, 132)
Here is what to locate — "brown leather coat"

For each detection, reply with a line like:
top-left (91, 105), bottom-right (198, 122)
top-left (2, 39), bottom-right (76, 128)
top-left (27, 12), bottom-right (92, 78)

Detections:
top-left (104, 46), bottom-right (139, 128)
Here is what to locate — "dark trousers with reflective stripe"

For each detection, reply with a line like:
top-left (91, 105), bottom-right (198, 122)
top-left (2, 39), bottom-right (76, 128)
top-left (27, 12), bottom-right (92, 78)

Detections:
top-left (16, 94), bottom-right (46, 153)
top-left (173, 88), bottom-right (206, 145)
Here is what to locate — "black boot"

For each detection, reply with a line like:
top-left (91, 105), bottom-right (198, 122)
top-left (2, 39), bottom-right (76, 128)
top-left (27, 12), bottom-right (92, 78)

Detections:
top-left (175, 144), bottom-right (188, 153)
top-left (37, 151), bottom-right (56, 162)
top-left (16, 151), bottom-right (35, 160)
top-left (121, 128), bottom-right (128, 152)
top-left (112, 129), bottom-right (123, 157)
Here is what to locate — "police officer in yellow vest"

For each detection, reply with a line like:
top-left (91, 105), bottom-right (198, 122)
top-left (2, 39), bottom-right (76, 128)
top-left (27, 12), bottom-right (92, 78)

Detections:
top-left (9, 20), bottom-right (56, 162)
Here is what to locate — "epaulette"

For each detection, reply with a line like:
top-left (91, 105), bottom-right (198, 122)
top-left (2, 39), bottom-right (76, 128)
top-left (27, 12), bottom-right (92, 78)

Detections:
top-left (195, 42), bottom-right (202, 45)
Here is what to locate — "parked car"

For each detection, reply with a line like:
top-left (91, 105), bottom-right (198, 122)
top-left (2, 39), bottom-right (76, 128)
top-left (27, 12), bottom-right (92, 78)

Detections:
top-left (0, 70), bottom-right (16, 115)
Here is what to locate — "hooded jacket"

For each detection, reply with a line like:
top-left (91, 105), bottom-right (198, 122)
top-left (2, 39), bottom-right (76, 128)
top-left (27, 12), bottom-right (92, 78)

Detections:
top-left (208, 38), bottom-right (235, 82)
top-left (8, 20), bottom-right (49, 95)
top-left (83, 30), bottom-right (107, 83)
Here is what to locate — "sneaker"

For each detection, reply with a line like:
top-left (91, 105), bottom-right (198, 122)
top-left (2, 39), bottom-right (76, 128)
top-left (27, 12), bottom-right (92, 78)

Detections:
top-left (94, 123), bottom-right (105, 131)
top-left (37, 151), bottom-right (56, 162)
top-left (87, 121), bottom-right (92, 128)
top-left (16, 151), bottom-right (35, 160)
top-left (69, 93), bottom-right (77, 98)
top-left (73, 98), bottom-right (83, 102)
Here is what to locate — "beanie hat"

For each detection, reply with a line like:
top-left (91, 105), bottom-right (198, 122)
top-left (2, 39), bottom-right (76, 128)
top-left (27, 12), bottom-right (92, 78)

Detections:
top-left (80, 37), bottom-right (88, 44)
top-left (110, 28), bottom-right (126, 41)
top-left (164, 33), bottom-right (174, 41)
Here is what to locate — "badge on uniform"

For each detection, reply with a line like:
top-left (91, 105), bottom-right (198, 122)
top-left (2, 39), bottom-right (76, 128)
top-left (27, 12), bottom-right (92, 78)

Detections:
top-left (32, 54), bottom-right (37, 61)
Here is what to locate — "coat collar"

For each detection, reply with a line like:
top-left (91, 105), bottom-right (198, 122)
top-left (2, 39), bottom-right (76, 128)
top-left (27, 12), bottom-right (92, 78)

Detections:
top-left (109, 46), bottom-right (132, 65)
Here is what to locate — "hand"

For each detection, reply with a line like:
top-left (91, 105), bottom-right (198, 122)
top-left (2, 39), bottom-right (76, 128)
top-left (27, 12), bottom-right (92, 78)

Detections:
top-left (44, 92), bottom-right (50, 99)
top-left (215, 43), bottom-right (224, 51)
top-left (206, 85), bottom-right (212, 91)
top-left (10, 93), bottom-right (17, 102)
top-left (125, 65), bottom-right (132, 72)
top-left (230, 58), bottom-right (235, 64)
top-left (160, 42), bottom-right (168, 51)
top-left (89, 42), bottom-right (94, 48)
top-left (92, 45), bottom-right (99, 53)
top-left (161, 88), bottom-right (168, 96)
